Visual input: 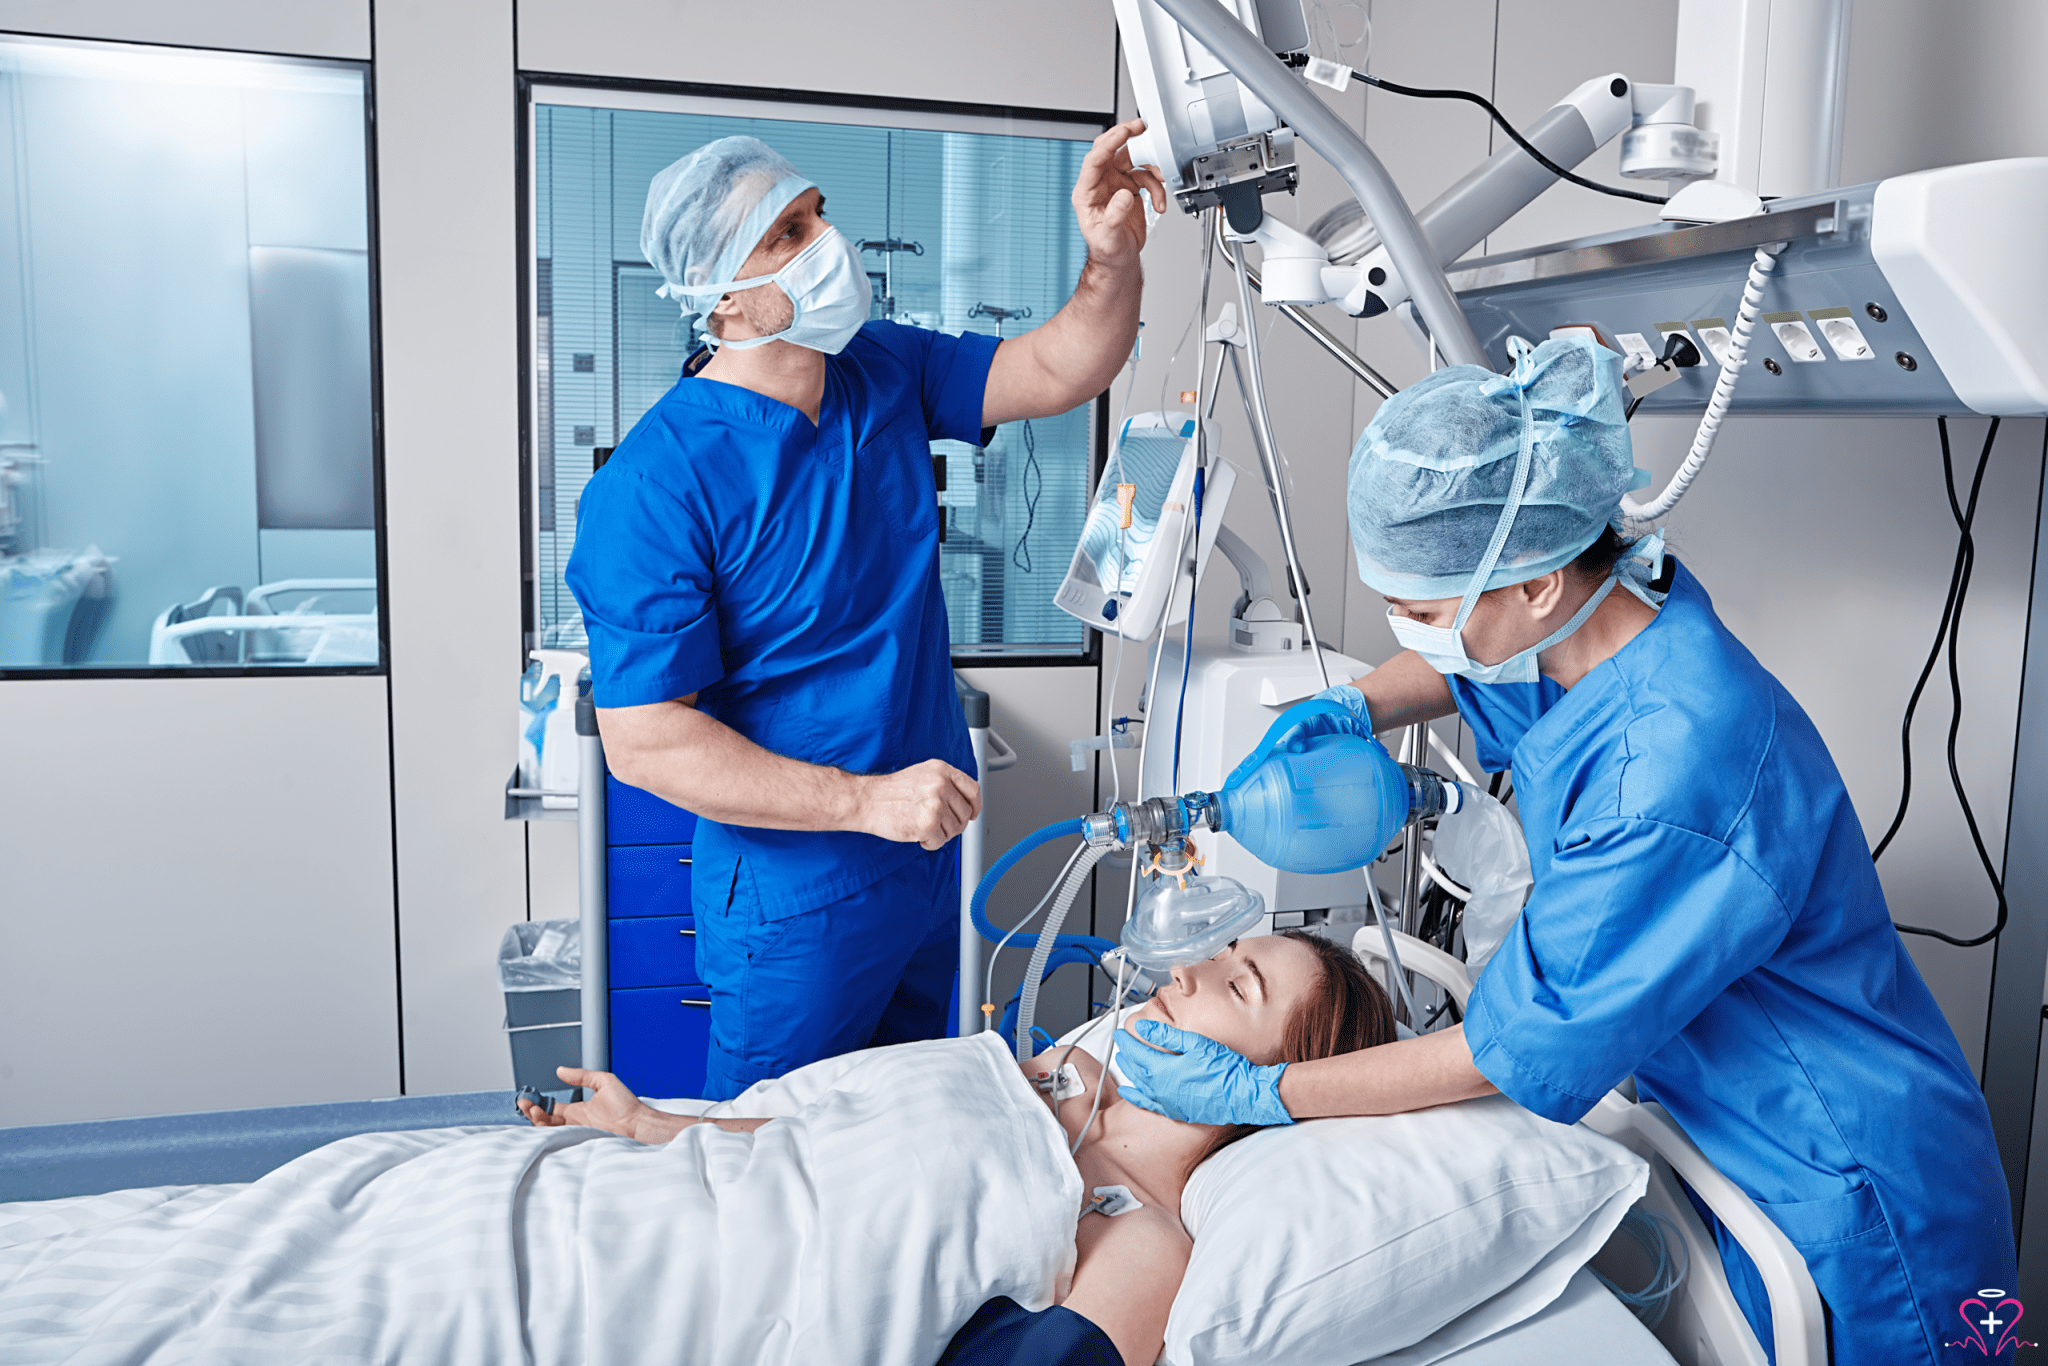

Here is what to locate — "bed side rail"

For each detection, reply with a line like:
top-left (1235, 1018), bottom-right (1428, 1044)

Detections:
top-left (1581, 1093), bottom-right (1823, 1366)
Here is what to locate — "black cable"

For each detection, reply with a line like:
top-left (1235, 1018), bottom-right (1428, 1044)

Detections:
top-left (1885, 417), bottom-right (2009, 947)
top-left (1346, 68), bottom-right (1669, 206)
top-left (1011, 418), bottom-right (1041, 573)
top-left (1875, 417), bottom-right (1988, 860)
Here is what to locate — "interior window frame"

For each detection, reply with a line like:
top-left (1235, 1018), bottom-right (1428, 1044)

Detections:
top-left (0, 32), bottom-right (386, 682)
top-left (516, 74), bottom-right (1112, 672)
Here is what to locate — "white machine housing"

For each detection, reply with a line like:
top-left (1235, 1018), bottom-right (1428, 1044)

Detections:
top-left (1111, 0), bottom-right (1307, 205)
top-left (1138, 632), bottom-right (1374, 927)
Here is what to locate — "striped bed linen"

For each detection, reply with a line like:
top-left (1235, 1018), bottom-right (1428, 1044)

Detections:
top-left (0, 1033), bottom-right (1082, 1365)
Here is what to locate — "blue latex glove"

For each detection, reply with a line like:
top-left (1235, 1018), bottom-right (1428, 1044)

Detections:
top-left (1114, 1019), bottom-right (1293, 1127)
top-left (1312, 682), bottom-right (1373, 734)
top-left (1225, 684), bottom-right (1380, 790)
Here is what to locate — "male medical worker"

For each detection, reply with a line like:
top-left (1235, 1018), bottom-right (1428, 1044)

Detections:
top-left (1117, 336), bottom-right (2014, 1364)
top-left (567, 128), bottom-right (1164, 1101)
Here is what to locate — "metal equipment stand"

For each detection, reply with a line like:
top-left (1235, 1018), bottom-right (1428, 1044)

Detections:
top-left (576, 692), bottom-right (609, 1073)
top-left (954, 674), bottom-right (1017, 1036)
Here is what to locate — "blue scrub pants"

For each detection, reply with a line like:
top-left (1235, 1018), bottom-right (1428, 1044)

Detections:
top-left (695, 843), bottom-right (959, 1101)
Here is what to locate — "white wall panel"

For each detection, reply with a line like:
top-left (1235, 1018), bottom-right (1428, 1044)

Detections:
top-left (0, 676), bottom-right (398, 1124)
top-left (516, 0), bottom-right (1118, 115)
top-left (373, 0), bottom-right (529, 1096)
top-left (1840, 0), bottom-right (2048, 185)
top-left (0, 0), bottom-right (367, 60)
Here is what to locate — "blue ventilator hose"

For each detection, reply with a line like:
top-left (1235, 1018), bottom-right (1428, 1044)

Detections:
top-left (970, 818), bottom-right (1116, 959)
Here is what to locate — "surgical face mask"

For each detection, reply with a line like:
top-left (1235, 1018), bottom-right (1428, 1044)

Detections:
top-left (1387, 575), bottom-right (1620, 685)
top-left (697, 226), bottom-right (870, 354)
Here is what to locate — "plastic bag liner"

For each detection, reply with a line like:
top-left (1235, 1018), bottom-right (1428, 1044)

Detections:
top-left (1433, 788), bottom-right (1533, 973)
top-left (498, 919), bottom-right (582, 991)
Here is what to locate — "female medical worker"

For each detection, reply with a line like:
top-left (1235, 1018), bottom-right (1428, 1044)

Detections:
top-left (1116, 336), bottom-right (2015, 1364)
top-left (568, 129), bottom-right (1165, 1101)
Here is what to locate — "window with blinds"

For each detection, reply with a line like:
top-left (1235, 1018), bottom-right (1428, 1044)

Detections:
top-left (528, 90), bottom-right (1103, 660)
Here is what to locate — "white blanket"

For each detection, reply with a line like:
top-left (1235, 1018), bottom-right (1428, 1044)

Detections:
top-left (0, 1033), bottom-right (1080, 1366)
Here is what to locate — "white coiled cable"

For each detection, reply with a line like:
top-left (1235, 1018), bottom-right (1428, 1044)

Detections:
top-left (1620, 242), bottom-right (1788, 530)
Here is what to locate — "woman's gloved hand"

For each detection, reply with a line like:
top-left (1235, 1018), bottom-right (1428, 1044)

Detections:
top-left (1226, 683), bottom-right (1379, 789)
top-left (1312, 682), bottom-right (1373, 735)
top-left (1115, 1019), bottom-right (1293, 1127)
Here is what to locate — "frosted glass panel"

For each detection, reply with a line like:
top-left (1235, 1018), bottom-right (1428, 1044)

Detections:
top-left (0, 36), bottom-right (377, 672)
top-left (531, 100), bottom-right (1097, 658)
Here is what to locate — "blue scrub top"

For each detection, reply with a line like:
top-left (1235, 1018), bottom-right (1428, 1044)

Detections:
top-left (566, 320), bottom-right (998, 918)
top-left (1450, 560), bottom-right (2012, 1359)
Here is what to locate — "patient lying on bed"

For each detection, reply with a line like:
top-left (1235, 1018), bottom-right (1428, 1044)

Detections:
top-left (521, 930), bottom-right (1393, 1366)
top-left (0, 934), bottom-right (1390, 1366)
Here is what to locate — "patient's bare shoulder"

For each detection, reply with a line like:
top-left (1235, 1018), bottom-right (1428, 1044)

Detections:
top-left (1061, 1203), bottom-right (1191, 1366)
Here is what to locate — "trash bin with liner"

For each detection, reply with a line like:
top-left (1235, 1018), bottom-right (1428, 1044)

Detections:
top-left (499, 919), bottom-right (581, 1097)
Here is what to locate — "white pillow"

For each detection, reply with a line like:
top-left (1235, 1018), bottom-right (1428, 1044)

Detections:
top-left (1165, 1097), bottom-right (1648, 1365)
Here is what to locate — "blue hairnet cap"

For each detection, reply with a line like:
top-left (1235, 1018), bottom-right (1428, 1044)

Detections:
top-left (639, 136), bottom-right (814, 329)
top-left (1348, 336), bottom-right (1636, 600)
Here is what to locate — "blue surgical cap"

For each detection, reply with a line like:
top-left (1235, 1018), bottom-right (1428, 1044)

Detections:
top-left (639, 136), bottom-right (815, 331)
top-left (1348, 335), bottom-right (1637, 600)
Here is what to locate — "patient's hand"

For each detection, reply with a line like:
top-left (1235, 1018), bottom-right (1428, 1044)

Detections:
top-left (519, 1066), bottom-right (772, 1144)
top-left (520, 1066), bottom-right (653, 1138)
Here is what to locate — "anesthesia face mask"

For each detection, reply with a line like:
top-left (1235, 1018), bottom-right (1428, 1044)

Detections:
top-left (1119, 871), bottom-right (1267, 973)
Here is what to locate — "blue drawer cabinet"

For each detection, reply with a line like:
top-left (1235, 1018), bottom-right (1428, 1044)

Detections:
top-left (606, 774), bottom-right (698, 845)
top-left (604, 771), bottom-right (710, 1099)
top-left (607, 844), bottom-right (693, 918)
top-left (609, 914), bottom-right (701, 990)
top-left (610, 987), bottom-right (711, 1100)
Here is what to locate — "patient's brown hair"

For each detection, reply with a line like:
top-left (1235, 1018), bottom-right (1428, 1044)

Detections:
top-left (1189, 930), bottom-right (1396, 1173)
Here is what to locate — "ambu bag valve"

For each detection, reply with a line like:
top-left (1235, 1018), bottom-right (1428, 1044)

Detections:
top-left (1218, 727), bottom-right (1417, 874)
top-left (1083, 698), bottom-right (1462, 876)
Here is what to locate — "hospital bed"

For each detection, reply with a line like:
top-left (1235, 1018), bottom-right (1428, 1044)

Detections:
top-left (148, 578), bottom-right (379, 666)
top-left (0, 933), bottom-right (1821, 1366)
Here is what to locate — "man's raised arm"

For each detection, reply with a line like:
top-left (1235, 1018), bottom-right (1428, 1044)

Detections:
top-left (981, 118), bottom-right (1166, 427)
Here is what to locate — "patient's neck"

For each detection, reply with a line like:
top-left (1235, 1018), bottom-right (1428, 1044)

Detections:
top-left (1077, 1094), bottom-right (1223, 1199)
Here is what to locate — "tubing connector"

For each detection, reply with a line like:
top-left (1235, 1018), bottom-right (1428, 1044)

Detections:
top-left (1082, 793), bottom-right (1222, 852)
top-left (1402, 764), bottom-right (1462, 822)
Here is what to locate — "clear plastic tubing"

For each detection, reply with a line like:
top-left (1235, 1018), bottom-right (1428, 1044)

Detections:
top-left (1015, 842), bottom-right (1110, 1060)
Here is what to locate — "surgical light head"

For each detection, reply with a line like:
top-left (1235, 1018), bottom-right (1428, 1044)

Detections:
top-left (1347, 334), bottom-right (1636, 600)
top-left (640, 135), bottom-right (813, 334)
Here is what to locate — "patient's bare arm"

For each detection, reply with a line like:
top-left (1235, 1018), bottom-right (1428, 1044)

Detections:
top-left (1061, 1210), bottom-right (1191, 1366)
top-left (518, 1066), bottom-right (769, 1142)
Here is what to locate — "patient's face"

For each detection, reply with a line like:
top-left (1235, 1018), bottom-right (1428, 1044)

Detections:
top-left (1124, 935), bottom-right (1319, 1066)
